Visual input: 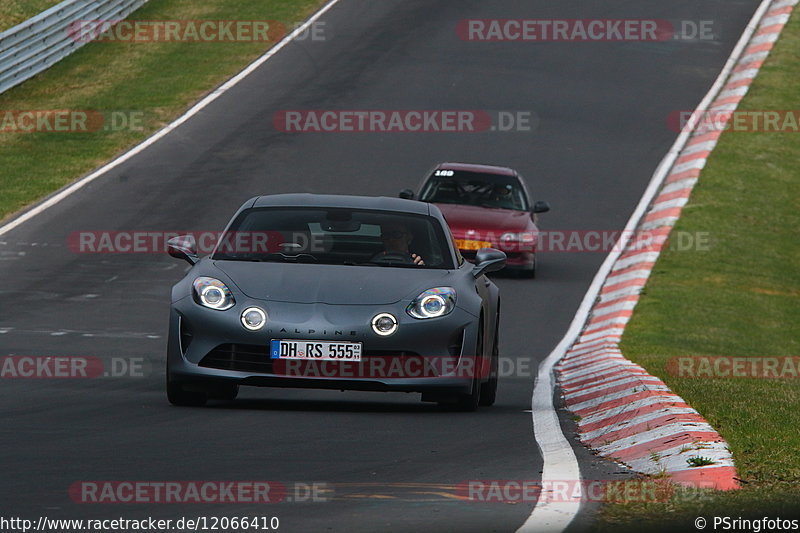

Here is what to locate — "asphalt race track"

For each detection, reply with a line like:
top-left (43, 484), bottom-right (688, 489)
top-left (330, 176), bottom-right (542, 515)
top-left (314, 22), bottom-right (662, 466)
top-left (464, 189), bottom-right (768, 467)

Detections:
top-left (0, 1), bottom-right (760, 531)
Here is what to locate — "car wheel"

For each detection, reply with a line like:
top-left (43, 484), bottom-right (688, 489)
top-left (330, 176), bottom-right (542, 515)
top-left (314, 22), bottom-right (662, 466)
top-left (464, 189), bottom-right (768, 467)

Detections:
top-left (521, 254), bottom-right (537, 278)
top-left (479, 313), bottom-right (500, 406)
top-left (166, 373), bottom-right (208, 407)
top-left (208, 383), bottom-right (239, 401)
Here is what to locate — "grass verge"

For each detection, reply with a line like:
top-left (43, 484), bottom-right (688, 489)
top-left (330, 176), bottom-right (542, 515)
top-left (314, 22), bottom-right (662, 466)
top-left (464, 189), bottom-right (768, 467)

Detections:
top-left (0, 1), bottom-right (63, 32)
top-left (594, 10), bottom-right (800, 533)
top-left (0, 0), bottom-right (326, 223)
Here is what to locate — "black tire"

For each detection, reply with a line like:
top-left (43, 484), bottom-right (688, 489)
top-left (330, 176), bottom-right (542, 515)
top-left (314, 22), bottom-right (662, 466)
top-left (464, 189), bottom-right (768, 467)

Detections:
top-left (520, 254), bottom-right (537, 278)
top-left (208, 383), bottom-right (239, 401)
top-left (479, 313), bottom-right (500, 406)
top-left (166, 376), bottom-right (208, 407)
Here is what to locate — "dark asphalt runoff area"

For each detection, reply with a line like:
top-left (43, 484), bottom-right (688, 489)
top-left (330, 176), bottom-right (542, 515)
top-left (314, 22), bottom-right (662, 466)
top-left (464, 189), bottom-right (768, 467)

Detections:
top-left (0, 1), bottom-right (760, 531)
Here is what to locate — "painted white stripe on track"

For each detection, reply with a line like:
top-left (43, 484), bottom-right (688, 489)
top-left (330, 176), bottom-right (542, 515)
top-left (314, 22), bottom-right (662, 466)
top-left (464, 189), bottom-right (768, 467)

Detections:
top-left (679, 141), bottom-right (716, 157)
top-left (660, 178), bottom-right (698, 195)
top-left (0, 0), bottom-right (346, 238)
top-left (670, 158), bottom-right (707, 175)
top-left (611, 251), bottom-right (661, 271)
top-left (568, 385), bottom-right (672, 413)
top-left (595, 422), bottom-right (719, 455)
top-left (604, 269), bottom-right (653, 288)
top-left (716, 85), bottom-right (750, 101)
top-left (579, 407), bottom-right (699, 441)
top-left (578, 327), bottom-right (625, 344)
top-left (563, 376), bottom-right (663, 400)
top-left (640, 216), bottom-right (681, 232)
top-left (624, 441), bottom-right (735, 473)
top-left (576, 394), bottom-right (688, 427)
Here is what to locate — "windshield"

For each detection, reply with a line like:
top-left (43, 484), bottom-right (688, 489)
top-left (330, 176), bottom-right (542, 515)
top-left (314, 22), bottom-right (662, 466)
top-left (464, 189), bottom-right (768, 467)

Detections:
top-left (419, 170), bottom-right (529, 211)
top-left (212, 207), bottom-right (454, 269)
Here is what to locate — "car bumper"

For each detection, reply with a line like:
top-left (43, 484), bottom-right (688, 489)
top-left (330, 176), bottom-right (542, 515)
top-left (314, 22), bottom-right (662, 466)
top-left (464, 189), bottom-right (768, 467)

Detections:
top-left (167, 297), bottom-right (481, 394)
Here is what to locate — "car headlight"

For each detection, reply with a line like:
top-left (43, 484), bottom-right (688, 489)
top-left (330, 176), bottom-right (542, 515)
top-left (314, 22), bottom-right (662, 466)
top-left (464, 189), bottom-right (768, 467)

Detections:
top-left (501, 232), bottom-right (536, 244)
top-left (406, 287), bottom-right (456, 319)
top-left (241, 307), bottom-right (267, 330)
top-left (371, 313), bottom-right (398, 336)
top-left (192, 277), bottom-right (235, 310)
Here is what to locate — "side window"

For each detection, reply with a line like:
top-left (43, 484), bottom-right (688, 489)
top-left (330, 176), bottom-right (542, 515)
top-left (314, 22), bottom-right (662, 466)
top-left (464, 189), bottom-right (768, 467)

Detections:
top-left (447, 226), bottom-right (464, 266)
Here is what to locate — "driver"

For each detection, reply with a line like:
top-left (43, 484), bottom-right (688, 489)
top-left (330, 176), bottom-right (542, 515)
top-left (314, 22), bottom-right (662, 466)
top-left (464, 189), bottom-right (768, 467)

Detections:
top-left (490, 184), bottom-right (515, 209)
top-left (375, 222), bottom-right (425, 266)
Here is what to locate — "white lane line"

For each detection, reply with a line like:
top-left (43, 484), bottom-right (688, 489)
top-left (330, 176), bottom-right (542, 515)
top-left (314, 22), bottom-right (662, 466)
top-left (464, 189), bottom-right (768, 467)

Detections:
top-left (0, 0), bottom-right (345, 238)
top-left (520, 2), bottom-right (776, 530)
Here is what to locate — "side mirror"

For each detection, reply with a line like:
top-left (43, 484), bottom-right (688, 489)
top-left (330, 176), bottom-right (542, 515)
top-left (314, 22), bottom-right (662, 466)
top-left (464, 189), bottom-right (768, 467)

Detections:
top-left (472, 248), bottom-right (507, 278)
top-left (167, 235), bottom-right (199, 265)
top-left (532, 201), bottom-right (550, 214)
top-left (399, 189), bottom-right (415, 200)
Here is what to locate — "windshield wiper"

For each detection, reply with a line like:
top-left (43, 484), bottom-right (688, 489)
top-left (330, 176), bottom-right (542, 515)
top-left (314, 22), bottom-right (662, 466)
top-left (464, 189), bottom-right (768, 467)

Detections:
top-left (216, 253), bottom-right (318, 263)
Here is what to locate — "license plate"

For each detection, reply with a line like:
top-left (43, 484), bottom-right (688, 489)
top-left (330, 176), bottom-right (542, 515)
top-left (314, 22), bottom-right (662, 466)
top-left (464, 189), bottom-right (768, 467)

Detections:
top-left (456, 239), bottom-right (491, 251)
top-left (270, 339), bottom-right (363, 362)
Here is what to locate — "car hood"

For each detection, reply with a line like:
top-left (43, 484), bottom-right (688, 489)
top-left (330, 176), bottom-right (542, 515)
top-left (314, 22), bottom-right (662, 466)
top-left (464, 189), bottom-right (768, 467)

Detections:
top-left (214, 261), bottom-right (451, 305)
top-left (435, 203), bottom-right (532, 234)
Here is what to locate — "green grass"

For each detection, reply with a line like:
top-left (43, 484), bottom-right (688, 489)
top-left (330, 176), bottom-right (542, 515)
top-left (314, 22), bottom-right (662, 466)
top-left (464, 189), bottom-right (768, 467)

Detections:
top-left (0, 0), bottom-right (63, 32)
top-left (0, 0), bottom-right (326, 222)
top-left (593, 11), bottom-right (800, 533)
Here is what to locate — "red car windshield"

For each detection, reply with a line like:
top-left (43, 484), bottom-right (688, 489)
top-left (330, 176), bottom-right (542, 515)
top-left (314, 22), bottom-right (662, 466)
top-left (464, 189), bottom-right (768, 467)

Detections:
top-left (419, 171), bottom-right (529, 211)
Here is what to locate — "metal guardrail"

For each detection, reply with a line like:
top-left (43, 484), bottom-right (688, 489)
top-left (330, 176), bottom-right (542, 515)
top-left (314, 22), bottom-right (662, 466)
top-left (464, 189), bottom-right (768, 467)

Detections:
top-left (0, 0), bottom-right (149, 95)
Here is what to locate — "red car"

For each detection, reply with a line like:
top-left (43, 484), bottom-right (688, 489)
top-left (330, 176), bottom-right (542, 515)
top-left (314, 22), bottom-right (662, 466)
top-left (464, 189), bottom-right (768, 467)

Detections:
top-left (401, 162), bottom-right (550, 277)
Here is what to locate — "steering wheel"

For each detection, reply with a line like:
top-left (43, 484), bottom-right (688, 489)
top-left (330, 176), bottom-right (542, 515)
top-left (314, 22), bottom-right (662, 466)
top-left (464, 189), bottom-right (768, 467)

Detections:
top-left (370, 251), bottom-right (416, 265)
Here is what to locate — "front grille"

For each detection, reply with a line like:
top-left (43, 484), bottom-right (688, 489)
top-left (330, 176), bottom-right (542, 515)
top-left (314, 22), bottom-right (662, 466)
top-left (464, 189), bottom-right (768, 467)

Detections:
top-left (363, 351), bottom-right (419, 357)
top-left (199, 344), bottom-right (273, 373)
top-left (199, 346), bottom-right (454, 375)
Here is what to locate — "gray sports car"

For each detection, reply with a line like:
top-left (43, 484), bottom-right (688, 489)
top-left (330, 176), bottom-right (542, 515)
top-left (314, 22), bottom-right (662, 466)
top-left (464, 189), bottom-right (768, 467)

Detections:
top-left (165, 194), bottom-right (505, 410)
